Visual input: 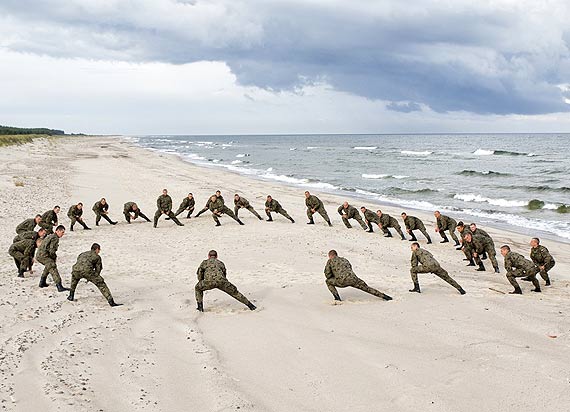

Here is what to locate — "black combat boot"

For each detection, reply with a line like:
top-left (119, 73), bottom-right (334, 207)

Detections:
top-left (307, 219), bottom-right (315, 225)
top-left (466, 259), bottom-right (476, 266)
top-left (195, 210), bottom-right (205, 218)
top-left (289, 218), bottom-right (295, 223)
top-left (367, 223), bottom-right (374, 233)
top-left (454, 241), bottom-right (460, 246)
top-left (384, 232), bottom-right (393, 238)
top-left (382, 294), bottom-right (393, 301)
top-left (266, 217), bottom-right (273, 222)
top-left (476, 263), bottom-right (486, 272)
top-left (531, 287), bottom-right (541, 293)
top-left (70, 224), bottom-right (74, 232)
top-left (408, 233), bottom-right (417, 241)
top-left (108, 297), bottom-right (122, 307)
top-left (400, 234), bottom-right (406, 240)
top-left (327, 221), bottom-right (332, 227)
top-left (197, 302), bottom-right (204, 312)
top-left (481, 252), bottom-right (488, 260)
top-left (458, 287), bottom-right (466, 295)
top-left (258, 216), bottom-right (263, 221)
top-left (67, 291), bottom-right (75, 301)
top-left (96, 222), bottom-right (99, 226)
top-left (215, 222), bottom-right (221, 227)
top-left (332, 293), bottom-right (342, 301)
top-left (81, 222), bottom-right (91, 230)
top-left (456, 245), bottom-right (463, 250)
top-left (545, 279), bottom-right (551, 286)
top-left (39, 277), bottom-right (49, 288)
top-left (56, 283), bottom-right (69, 292)
top-left (111, 221), bottom-right (117, 225)
top-left (440, 236), bottom-right (449, 243)
top-left (494, 266), bottom-right (500, 273)
top-left (17, 268), bottom-right (25, 278)
top-left (509, 287), bottom-right (522, 295)
top-left (247, 302), bottom-right (257, 311)
top-left (237, 219), bottom-right (245, 226)
top-left (409, 283), bottom-right (421, 293)
top-left (426, 236), bottom-right (432, 244)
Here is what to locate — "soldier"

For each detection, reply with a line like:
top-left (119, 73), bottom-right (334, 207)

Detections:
top-left (36, 225), bottom-right (69, 291)
top-left (67, 243), bottom-right (121, 307)
top-left (209, 195), bottom-right (244, 226)
top-left (68, 203), bottom-right (92, 231)
top-left (376, 210), bottom-right (406, 240)
top-left (8, 233), bottom-right (42, 277)
top-left (195, 190), bottom-right (223, 217)
top-left (401, 212), bottom-right (432, 243)
top-left (234, 194), bottom-right (263, 220)
top-left (168, 193), bottom-right (195, 219)
top-left (154, 189), bottom-right (184, 228)
top-left (434, 211), bottom-right (460, 246)
top-left (15, 214), bottom-right (42, 234)
top-left (456, 222), bottom-right (475, 266)
top-left (92, 198), bottom-right (117, 226)
top-left (265, 195), bottom-right (295, 223)
top-left (123, 202), bottom-right (151, 223)
top-left (195, 250), bottom-right (256, 312)
top-left (528, 238), bottom-right (555, 286)
top-left (409, 242), bottom-right (465, 294)
top-left (338, 202), bottom-right (367, 230)
top-left (500, 245), bottom-right (540, 294)
top-left (305, 191), bottom-right (332, 226)
top-left (463, 232), bottom-right (500, 273)
top-left (40, 206), bottom-right (60, 234)
top-left (13, 228), bottom-right (46, 244)
top-left (360, 206), bottom-right (381, 233)
top-left (324, 250), bottom-right (392, 301)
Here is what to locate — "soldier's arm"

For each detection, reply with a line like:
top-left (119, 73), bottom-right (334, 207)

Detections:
top-left (410, 253), bottom-right (418, 268)
top-left (337, 206), bottom-right (343, 215)
top-left (324, 261), bottom-right (334, 279)
top-left (543, 249), bottom-right (554, 266)
top-left (197, 263), bottom-right (205, 281)
top-left (221, 262), bottom-right (227, 278)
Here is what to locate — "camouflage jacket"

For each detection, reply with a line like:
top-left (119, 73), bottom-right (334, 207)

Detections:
top-left (92, 201), bottom-right (109, 214)
top-left (197, 258), bottom-right (227, 282)
top-left (338, 205), bottom-right (360, 219)
top-left (403, 215), bottom-right (425, 230)
top-left (37, 233), bottom-right (59, 260)
top-left (124, 202), bottom-right (138, 214)
top-left (472, 231), bottom-right (495, 251)
top-left (324, 256), bottom-right (355, 280)
top-left (42, 209), bottom-right (58, 226)
top-left (530, 245), bottom-right (554, 266)
top-left (157, 194), bottom-right (173, 212)
top-left (265, 199), bottom-right (282, 211)
top-left (234, 197), bottom-right (251, 208)
top-left (68, 205), bottom-right (83, 219)
top-left (9, 238), bottom-right (36, 257)
top-left (436, 215), bottom-right (456, 230)
top-left (411, 248), bottom-right (439, 268)
top-left (363, 209), bottom-right (380, 224)
top-left (179, 197), bottom-right (195, 209)
top-left (305, 195), bottom-right (323, 210)
top-left (72, 250), bottom-right (102, 276)
top-left (209, 197), bottom-right (225, 212)
top-left (459, 227), bottom-right (472, 241)
top-left (378, 213), bottom-right (398, 228)
top-left (13, 230), bottom-right (37, 244)
top-left (16, 218), bottom-right (37, 234)
top-left (504, 251), bottom-right (535, 272)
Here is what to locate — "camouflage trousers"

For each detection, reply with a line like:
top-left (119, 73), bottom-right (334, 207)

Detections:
top-left (174, 205), bottom-right (194, 218)
top-left (410, 264), bottom-right (462, 290)
top-left (195, 279), bottom-right (251, 306)
top-left (381, 223), bottom-right (404, 237)
top-left (537, 261), bottom-right (555, 282)
top-left (95, 213), bottom-right (114, 225)
top-left (326, 275), bottom-right (390, 300)
top-left (70, 271), bottom-right (113, 301)
top-left (70, 217), bottom-right (88, 229)
top-left (266, 207), bottom-right (292, 221)
top-left (439, 226), bottom-right (459, 243)
top-left (212, 206), bottom-right (240, 224)
top-left (473, 245), bottom-right (499, 268)
top-left (408, 224), bottom-right (431, 241)
top-left (154, 210), bottom-right (182, 226)
top-left (8, 250), bottom-right (31, 272)
top-left (341, 214), bottom-right (367, 230)
top-left (37, 256), bottom-right (62, 284)
top-left (506, 266), bottom-right (540, 290)
top-left (307, 206), bottom-right (330, 223)
top-left (124, 211), bottom-right (151, 223)
top-left (235, 205), bottom-right (261, 219)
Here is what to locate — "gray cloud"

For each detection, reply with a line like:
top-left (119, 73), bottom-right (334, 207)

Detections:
top-left (1, 0), bottom-right (569, 115)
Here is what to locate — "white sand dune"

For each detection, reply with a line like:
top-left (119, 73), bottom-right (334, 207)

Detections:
top-left (1, 136), bottom-right (569, 412)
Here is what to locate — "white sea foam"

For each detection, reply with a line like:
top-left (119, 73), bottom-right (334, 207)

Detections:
top-left (354, 146), bottom-right (377, 150)
top-left (362, 174), bottom-right (389, 179)
top-left (266, 167), bottom-right (273, 172)
top-left (454, 193), bottom-right (527, 208)
top-left (473, 149), bottom-right (495, 156)
top-left (393, 175), bottom-right (409, 179)
top-left (231, 160), bottom-right (243, 164)
top-left (290, 148), bottom-right (297, 151)
top-left (307, 146), bottom-right (319, 150)
top-left (236, 154), bottom-right (247, 158)
top-left (401, 150), bottom-right (432, 156)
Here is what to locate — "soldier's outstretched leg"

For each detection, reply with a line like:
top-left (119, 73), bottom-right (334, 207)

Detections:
top-left (318, 208), bottom-right (332, 226)
top-left (234, 207), bottom-right (240, 219)
top-left (408, 231), bottom-right (418, 241)
top-left (278, 209), bottom-right (294, 223)
top-left (247, 206), bottom-right (263, 220)
top-left (352, 278), bottom-right (392, 300)
top-left (419, 227), bottom-right (432, 243)
top-left (433, 267), bottom-right (465, 294)
top-left (223, 207), bottom-right (244, 225)
top-left (382, 227), bottom-right (392, 237)
top-left (325, 279), bottom-right (342, 301)
top-left (342, 216), bottom-right (352, 228)
top-left (394, 224), bottom-right (405, 240)
top-left (486, 247), bottom-right (499, 273)
top-left (89, 275), bottom-right (120, 305)
top-left (167, 212), bottom-right (184, 226)
top-left (79, 220), bottom-right (91, 230)
top-left (218, 280), bottom-right (256, 310)
top-left (139, 212), bottom-right (151, 222)
top-left (355, 215), bottom-right (367, 230)
top-left (195, 207), bottom-right (208, 218)
top-left (449, 229), bottom-right (460, 245)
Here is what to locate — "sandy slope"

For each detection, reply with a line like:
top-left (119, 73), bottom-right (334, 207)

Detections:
top-left (0, 136), bottom-right (569, 412)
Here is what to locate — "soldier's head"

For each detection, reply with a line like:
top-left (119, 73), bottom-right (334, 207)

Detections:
top-left (77, 203), bottom-right (83, 210)
top-left (216, 190), bottom-right (221, 197)
top-left (162, 189), bottom-right (168, 195)
top-left (234, 193), bottom-right (240, 201)
top-left (327, 250), bottom-right (338, 259)
top-left (469, 223), bottom-right (477, 232)
top-left (210, 195), bottom-right (217, 202)
top-left (360, 206), bottom-right (366, 212)
top-left (401, 212), bottom-right (407, 219)
top-left (342, 202), bottom-right (349, 209)
top-left (457, 221), bottom-right (465, 232)
top-left (101, 198), bottom-right (107, 205)
top-left (35, 238), bottom-right (43, 248)
top-left (37, 228), bottom-right (46, 238)
top-left (434, 210), bottom-right (441, 218)
top-left (500, 245), bottom-right (511, 257)
top-left (208, 250), bottom-right (218, 259)
top-left (411, 242), bottom-right (420, 251)
top-left (267, 195), bottom-right (273, 201)
top-left (188, 193), bottom-right (193, 198)
top-left (91, 243), bottom-right (101, 254)
top-left (376, 210), bottom-right (383, 217)
top-left (530, 237), bottom-right (540, 248)
top-left (304, 191), bottom-right (311, 198)
top-left (55, 225), bottom-right (65, 238)
top-left (464, 232), bottom-right (473, 242)
top-left (54, 206), bottom-right (61, 213)
top-left (34, 214), bottom-right (42, 224)
top-left (132, 203), bottom-right (138, 211)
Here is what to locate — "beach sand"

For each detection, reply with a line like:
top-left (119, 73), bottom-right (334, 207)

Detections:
top-left (1, 136), bottom-right (569, 412)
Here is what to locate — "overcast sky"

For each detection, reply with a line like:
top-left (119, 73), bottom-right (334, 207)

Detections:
top-left (1, 0), bottom-right (569, 134)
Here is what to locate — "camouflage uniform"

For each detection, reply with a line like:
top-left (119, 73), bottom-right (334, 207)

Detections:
top-left (403, 215), bottom-right (431, 242)
top-left (196, 195), bottom-right (224, 217)
top-left (337, 205), bottom-right (367, 230)
top-left (410, 248), bottom-right (464, 293)
top-left (173, 196), bottom-right (195, 218)
top-left (154, 194), bottom-right (183, 227)
top-left (530, 245), bottom-right (555, 284)
top-left (40, 209), bottom-right (58, 234)
top-left (13, 230), bottom-right (38, 244)
top-left (68, 205), bottom-right (89, 230)
top-left (234, 196), bottom-right (262, 220)
top-left (8, 237), bottom-right (37, 276)
top-left (458, 227), bottom-right (474, 262)
top-left (436, 214), bottom-right (459, 244)
top-left (362, 209), bottom-right (381, 232)
top-left (123, 202), bottom-right (151, 223)
top-left (69, 250), bottom-right (114, 302)
top-left (324, 256), bottom-right (391, 300)
top-left (471, 232), bottom-right (499, 270)
top-left (378, 213), bottom-right (405, 239)
top-left (92, 201), bottom-right (115, 225)
top-left (209, 197), bottom-right (242, 225)
top-left (265, 198), bottom-right (294, 222)
top-left (36, 233), bottom-right (62, 285)
top-left (504, 251), bottom-right (540, 292)
top-left (305, 195), bottom-right (331, 225)
top-left (16, 218), bottom-right (37, 234)
top-left (195, 258), bottom-right (253, 307)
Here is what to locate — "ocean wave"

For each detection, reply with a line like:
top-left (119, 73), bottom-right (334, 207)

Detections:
top-left (472, 149), bottom-right (495, 156)
top-left (473, 148), bottom-right (535, 156)
top-left (231, 160), bottom-right (243, 164)
top-left (387, 187), bottom-right (441, 194)
top-left (401, 150), bottom-right (432, 156)
top-left (506, 185), bottom-right (570, 194)
top-left (458, 170), bottom-right (510, 177)
top-left (361, 174), bottom-right (409, 180)
top-left (454, 193), bottom-right (527, 208)
top-left (236, 154), bottom-right (250, 158)
top-left (306, 146), bottom-right (319, 150)
top-left (354, 146), bottom-right (377, 150)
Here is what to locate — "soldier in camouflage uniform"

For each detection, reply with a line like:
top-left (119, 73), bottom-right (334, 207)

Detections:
top-left (15, 215), bottom-right (42, 235)
top-left (401, 212), bottom-right (432, 243)
top-left (468, 223), bottom-right (488, 259)
top-left (13, 228), bottom-right (46, 244)
top-left (170, 193), bottom-right (195, 219)
top-left (209, 195), bottom-right (244, 226)
top-left (195, 250), bottom-right (256, 312)
top-left (456, 222), bottom-right (475, 266)
top-left (338, 202), bottom-right (367, 230)
top-left (265, 195), bottom-right (295, 223)
top-left (463, 232), bottom-right (500, 273)
top-left (123, 202), bottom-right (151, 223)
top-left (8, 233), bottom-right (42, 277)
top-left (36, 225), bottom-right (69, 292)
top-left (68, 203), bottom-right (91, 231)
top-left (409, 242), bottom-right (465, 294)
top-left (324, 250), bottom-right (392, 301)
top-left (434, 211), bottom-right (460, 246)
top-left (527, 238), bottom-right (555, 286)
top-left (92, 198), bottom-right (117, 226)
top-left (154, 189), bottom-right (184, 228)
top-left (360, 206), bottom-right (381, 233)
top-left (305, 191), bottom-right (332, 226)
top-left (500, 245), bottom-right (540, 294)
top-left (234, 194), bottom-right (263, 220)
top-left (376, 210), bottom-right (406, 240)
top-left (40, 206), bottom-right (60, 235)
top-left (67, 243), bottom-right (121, 307)
top-left (195, 190), bottom-right (223, 217)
